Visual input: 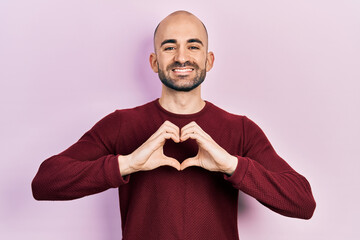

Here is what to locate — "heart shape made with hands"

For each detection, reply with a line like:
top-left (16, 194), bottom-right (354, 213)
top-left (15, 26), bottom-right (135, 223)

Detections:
top-left (144, 120), bottom-right (237, 174)
top-left (120, 121), bottom-right (237, 176)
top-left (163, 138), bottom-right (198, 163)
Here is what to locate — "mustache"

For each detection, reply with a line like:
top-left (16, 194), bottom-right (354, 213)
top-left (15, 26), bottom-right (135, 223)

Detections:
top-left (167, 61), bottom-right (199, 70)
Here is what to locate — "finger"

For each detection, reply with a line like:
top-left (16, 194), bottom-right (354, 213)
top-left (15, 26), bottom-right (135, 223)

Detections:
top-left (163, 132), bottom-right (181, 143)
top-left (162, 126), bottom-right (181, 142)
top-left (149, 126), bottom-right (179, 143)
top-left (162, 120), bottom-right (180, 136)
top-left (180, 125), bottom-right (197, 142)
top-left (151, 121), bottom-right (180, 142)
top-left (181, 122), bottom-right (209, 142)
top-left (180, 132), bottom-right (197, 142)
top-left (163, 120), bottom-right (180, 130)
top-left (181, 121), bottom-right (198, 133)
top-left (180, 157), bottom-right (199, 171)
top-left (160, 156), bottom-right (181, 171)
top-left (158, 132), bottom-right (180, 144)
top-left (147, 132), bottom-right (179, 151)
top-left (181, 121), bottom-right (207, 135)
top-left (181, 129), bottom-right (207, 143)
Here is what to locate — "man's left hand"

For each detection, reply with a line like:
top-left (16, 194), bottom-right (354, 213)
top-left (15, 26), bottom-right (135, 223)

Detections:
top-left (180, 121), bottom-right (238, 175)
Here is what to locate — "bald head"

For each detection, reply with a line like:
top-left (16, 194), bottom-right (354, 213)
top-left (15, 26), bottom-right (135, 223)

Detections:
top-left (149, 10), bottom-right (215, 92)
top-left (153, 11), bottom-right (209, 52)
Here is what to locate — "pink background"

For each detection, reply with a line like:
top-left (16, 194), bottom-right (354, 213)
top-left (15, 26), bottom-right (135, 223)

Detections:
top-left (1, 0), bottom-right (359, 239)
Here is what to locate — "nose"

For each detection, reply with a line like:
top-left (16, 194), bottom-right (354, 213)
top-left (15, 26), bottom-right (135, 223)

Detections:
top-left (174, 46), bottom-right (189, 64)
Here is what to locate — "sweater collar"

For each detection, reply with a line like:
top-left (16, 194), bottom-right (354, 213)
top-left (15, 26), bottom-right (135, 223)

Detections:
top-left (154, 98), bottom-right (211, 119)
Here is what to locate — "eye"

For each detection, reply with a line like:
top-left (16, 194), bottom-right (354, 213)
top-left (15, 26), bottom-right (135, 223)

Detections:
top-left (164, 46), bottom-right (175, 51)
top-left (189, 46), bottom-right (200, 50)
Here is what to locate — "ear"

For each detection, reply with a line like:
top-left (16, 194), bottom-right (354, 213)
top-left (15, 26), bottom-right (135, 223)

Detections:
top-left (205, 51), bottom-right (215, 72)
top-left (149, 53), bottom-right (159, 73)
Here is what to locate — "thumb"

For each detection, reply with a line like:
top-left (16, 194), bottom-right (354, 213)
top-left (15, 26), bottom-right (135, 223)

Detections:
top-left (160, 156), bottom-right (181, 171)
top-left (180, 157), bottom-right (199, 171)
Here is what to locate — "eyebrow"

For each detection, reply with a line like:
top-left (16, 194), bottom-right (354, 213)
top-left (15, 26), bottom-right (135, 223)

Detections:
top-left (160, 39), bottom-right (177, 47)
top-left (188, 38), bottom-right (203, 46)
top-left (160, 38), bottom-right (204, 47)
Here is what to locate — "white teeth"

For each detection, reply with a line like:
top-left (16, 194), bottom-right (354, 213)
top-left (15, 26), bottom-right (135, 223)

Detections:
top-left (173, 68), bottom-right (193, 72)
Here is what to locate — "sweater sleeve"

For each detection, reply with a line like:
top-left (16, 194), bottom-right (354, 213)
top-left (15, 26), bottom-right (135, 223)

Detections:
top-left (32, 111), bottom-right (129, 201)
top-left (224, 117), bottom-right (316, 219)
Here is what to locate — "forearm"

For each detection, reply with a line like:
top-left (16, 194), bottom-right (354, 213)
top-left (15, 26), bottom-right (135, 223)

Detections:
top-left (118, 154), bottom-right (134, 176)
top-left (223, 155), bottom-right (238, 176)
top-left (32, 154), bottom-right (127, 200)
top-left (226, 156), bottom-right (316, 219)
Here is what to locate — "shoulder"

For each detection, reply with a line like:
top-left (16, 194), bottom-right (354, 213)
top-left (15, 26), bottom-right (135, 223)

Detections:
top-left (205, 101), bottom-right (247, 123)
top-left (92, 100), bottom-right (157, 129)
top-left (113, 100), bottom-right (157, 122)
top-left (205, 101), bottom-right (263, 132)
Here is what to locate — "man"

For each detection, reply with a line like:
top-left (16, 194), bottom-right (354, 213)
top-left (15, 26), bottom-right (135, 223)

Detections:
top-left (32, 11), bottom-right (316, 240)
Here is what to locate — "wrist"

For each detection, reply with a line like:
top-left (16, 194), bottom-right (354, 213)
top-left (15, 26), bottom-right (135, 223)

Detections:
top-left (118, 155), bottom-right (132, 176)
top-left (224, 155), bottom-right (238, 176)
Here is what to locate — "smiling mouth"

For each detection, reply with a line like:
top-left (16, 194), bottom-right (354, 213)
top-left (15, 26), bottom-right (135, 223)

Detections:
top-left (172, 68), bottom-right (194, 73)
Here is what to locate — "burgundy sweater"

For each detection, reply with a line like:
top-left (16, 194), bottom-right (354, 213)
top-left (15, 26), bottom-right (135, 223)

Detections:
top-left (32, 99), bottom-right (315, 240)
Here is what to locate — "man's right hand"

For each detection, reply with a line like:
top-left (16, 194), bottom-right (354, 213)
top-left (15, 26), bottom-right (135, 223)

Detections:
top-left (118, 121), bottom-right (181, 176)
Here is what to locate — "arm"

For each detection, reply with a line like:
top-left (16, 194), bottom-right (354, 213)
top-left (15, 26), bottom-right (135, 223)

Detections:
top-left (226, 117), bottom-right (316, 219)
top-left (180, 119), bottom-right (316, 219)
top-left (32, 116), bottom-right (181, 200)
top-left (226, 157), bottom-right (316, 219)
top-left (118, 120), bottom-right (181, 176)
top-left (32, 111), bottom-right (127, 200)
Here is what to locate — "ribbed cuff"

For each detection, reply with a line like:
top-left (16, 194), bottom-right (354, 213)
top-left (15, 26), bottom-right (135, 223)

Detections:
top-left (224, 156), bottom-right (249, 188)
top-left (106, 154), bottom-right (130, 187)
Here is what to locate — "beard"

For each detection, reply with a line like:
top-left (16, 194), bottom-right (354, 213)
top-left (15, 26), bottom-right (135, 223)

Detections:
top-left (158, 61), bottom-right (206, 92)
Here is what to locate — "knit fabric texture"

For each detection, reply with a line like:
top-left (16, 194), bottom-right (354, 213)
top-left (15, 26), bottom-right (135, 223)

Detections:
top-left (32, 99), bottom-right (316, 240)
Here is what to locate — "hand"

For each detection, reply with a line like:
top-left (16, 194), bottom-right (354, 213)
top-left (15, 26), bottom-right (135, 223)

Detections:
top-left (119, 121), bottom-right (181, 176)
top-left (180, 121), bottom-right (238, 175)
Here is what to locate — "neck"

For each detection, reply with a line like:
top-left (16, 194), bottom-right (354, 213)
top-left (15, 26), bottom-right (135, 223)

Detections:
top-left (159, 85), bottom-right (205, 114)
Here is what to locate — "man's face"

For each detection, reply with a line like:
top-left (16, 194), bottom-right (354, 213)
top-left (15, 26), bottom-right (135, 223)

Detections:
top-left (150, 13), bottom-right (214, 92)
